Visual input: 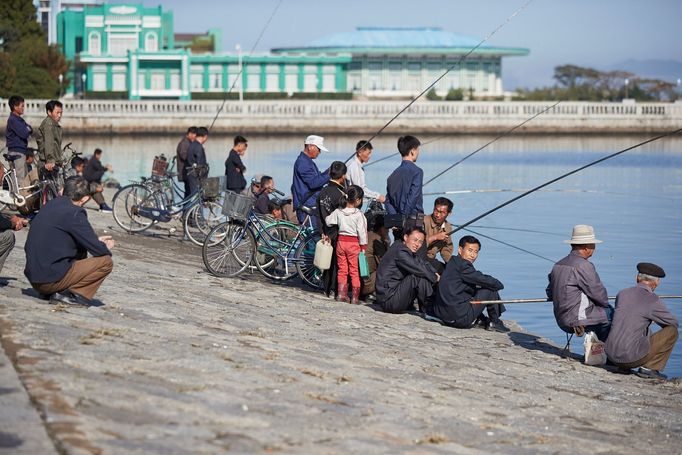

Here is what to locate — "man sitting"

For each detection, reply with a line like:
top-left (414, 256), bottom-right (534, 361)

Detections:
top-left (425, 235), bottom-right (509, 332)
top-left (376, 225), bottom-right (439, 313)
top-left (83, 148), bottom-right (113, 213)
top-left (423, 197), bottom-right (454, 273)
top-left (606, 263), bottom-right (679, 380)
top-left (24, 176), bottom-right (114, 305)
top-left (361, 214), bottom-right (390, 300)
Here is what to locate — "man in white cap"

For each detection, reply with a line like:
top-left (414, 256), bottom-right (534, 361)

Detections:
top-left (606, 262), bottom-right (678, 380)
top-left (546, 224), bottom-right (612, 341)
top-left (291, 135), bottom-right (330, 224)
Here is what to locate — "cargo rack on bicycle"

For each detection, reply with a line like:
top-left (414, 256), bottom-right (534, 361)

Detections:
top-left (201, 176), bottom-right (225, 200)
top-left (222, 190), bottom-right (253, 220)
top-left (151, 155), bottom-right (169, 180)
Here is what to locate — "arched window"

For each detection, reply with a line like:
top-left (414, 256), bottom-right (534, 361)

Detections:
top-left (145, 32), bottom-right (158, 52)
top-left (88, 32), bottom-right (101, 55)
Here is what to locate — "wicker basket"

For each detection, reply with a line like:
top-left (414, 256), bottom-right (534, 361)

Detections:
top-left (201, 176), bottom-right (225, 199)
top-left (222, 190), bottom-right (253, 220)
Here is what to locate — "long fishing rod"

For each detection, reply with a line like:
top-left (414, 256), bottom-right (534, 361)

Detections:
top-left (462, 227), bottom-right (554, 263)
top-left (423, 100), bottom-right (561, 186)
top-left (344, 0), bottom-right (535, 164)
top-left (448, 128), bottom-right (682, 236)
top-left (208, 0), bottom-right (283, 131)
top-left (472, 296), bottom-right (682, 305)
top-left (423, 187), bottom-right (674, 201)
top-left (456, 224), bottom-right (563, 237)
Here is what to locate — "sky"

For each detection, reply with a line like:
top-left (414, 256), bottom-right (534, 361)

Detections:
top-left (112, 0), bottom-right (682, 89)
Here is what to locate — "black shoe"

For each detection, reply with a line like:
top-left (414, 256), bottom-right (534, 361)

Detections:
top-left (99, 204), bottom-right (113, 214)
top-left (635, 367), bottom-right (667, 380)
top-left (473, 315), bottom-right (490, 330)
top-left (49, 290), bottom-right (89, 306)
top-left (487, 319), bottom-right (511, 333)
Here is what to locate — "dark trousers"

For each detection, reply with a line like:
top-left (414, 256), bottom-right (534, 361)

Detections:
top-left (380, 275), bottom-right (434, 313)
top-left (182, 180), bottom-right (191, 200)
top-left (437, 289), bottom-right (505, 328)
top-left (186, 175), bottom-right (200, 198)
top-left (322, 244), bottom-right (339, 298)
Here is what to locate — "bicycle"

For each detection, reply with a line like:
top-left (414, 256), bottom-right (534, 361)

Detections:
top-left (201, 190), bottom-right (323, 289)
top-left (0, 150), bottom-right (46, 213)
top-left (39, 142), bottom-right (83, 204)
top-left (111, 166), bottom-right (225, 245)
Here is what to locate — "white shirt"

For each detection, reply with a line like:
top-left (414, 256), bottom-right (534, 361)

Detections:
top-left (346, 155), bottom-right (381, 200)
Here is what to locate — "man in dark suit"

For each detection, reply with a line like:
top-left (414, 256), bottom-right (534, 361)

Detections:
top-left (24, 176), bottom-right (114, 305)
top-left (316, 161), bottom-right (347, 298)
top-left (185, 126), bottom-right (209, 196)
top-left (425, 235), bottom-right (509, 332)
top-left (225, 135), bottom-right (248, 192)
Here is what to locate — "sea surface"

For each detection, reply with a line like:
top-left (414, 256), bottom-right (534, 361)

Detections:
top-left (70, 133), bottom-right (682, 377)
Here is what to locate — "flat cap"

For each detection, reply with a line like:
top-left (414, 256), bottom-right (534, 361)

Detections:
top-left (637, 262), bottom-right (666, 278)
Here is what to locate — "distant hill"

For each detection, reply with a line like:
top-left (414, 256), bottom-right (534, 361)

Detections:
top-left (607, 59), bottom-right (682, 83)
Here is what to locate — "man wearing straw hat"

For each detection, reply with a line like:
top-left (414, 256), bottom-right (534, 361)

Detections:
top-left (546, 224), bottom-right (612, 341)
top-left (606, 263), bottom-right (679, 380)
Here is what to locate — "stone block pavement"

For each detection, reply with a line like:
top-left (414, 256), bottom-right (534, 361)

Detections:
top-left (0, 200), bottom-right (680, 454)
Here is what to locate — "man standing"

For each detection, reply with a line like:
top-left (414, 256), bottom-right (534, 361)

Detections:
top-left (424, 235), bottom-right (509, 332)
top-left (24, 176), bottom-right (114, 305)
top-left (385, 135), bottom-right (423, 216)
top-left (35, 100), bottom-right (64, 174)
top-left (376, 226), bottom-right (439, 313)
top-left (176, 126), bottom-right (197, 199)
top-left (0, 213), bottom-right (28, 279)
top-left (185, 126), bottom-right (209, 196)
top-left (5, 95), bottom-right (33, 183)
top-left (316, 161), bottom-right (347, 298)
top-left (423, 197), bottom-right (455, 273)
top-left (346, 140), bottom-right (385, 203)
top-left (292, 135), bottom-right (330, 224)
top-left (225, 135), bottom-right (248, 193)
top-left (83, 148), bottom-right (113, 213)
top-left (546, 224), bottom-right (612, 341)
top-left (606, 263), bottom-right (679, 380)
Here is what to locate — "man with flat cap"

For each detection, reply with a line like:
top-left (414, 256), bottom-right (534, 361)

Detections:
top-left (606, 263), bottom-right (679, 380)
top-left (546, 225), bottom-right (612, 341)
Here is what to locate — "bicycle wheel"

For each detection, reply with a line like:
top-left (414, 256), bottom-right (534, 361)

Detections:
top-left (295, 230), bottom-right (324, 290)
top-left (183, 200), bottom-right (226, 246)
top-left (253, 223), bottom-right (302, 281)
top-left (202, 221), bottom-right (255, 277)
top-left (0, 171), bottom-right (16, 211)
top-left (112, 184), bottom-right (158, 232)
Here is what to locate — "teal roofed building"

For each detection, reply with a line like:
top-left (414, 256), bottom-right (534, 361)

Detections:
top-left (274, 27), bottom-right (529, 98)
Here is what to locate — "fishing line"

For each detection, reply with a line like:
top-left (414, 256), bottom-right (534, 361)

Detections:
top-left (208, 0), bottom-right (284, 131)
top-left (461, 227), bottom-right (554, 263)
top-left (423, 100), bottom-right (560, 186)
top-left (472, 296), bottom-right (682, 305)
top-left (448, 128), bottom-right (682, 236)
top-left (454, 224), bottom-right (563, 237)
top-left (424, 187), bottom-right (672, 200)
top-left (344, 0), bottom-right (535, 163)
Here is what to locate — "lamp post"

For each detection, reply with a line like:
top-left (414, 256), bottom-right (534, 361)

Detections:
top-left (236, 43), bottom-right (243, 104)
top-left (81, 73), bottom-right (87, 99)
top-left (624, 78), bottom-right (629, 99)
top-left (58, 74), bottom-right (63, 98)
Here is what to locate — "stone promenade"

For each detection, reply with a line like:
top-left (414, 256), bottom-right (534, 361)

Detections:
top-left (1, 202), bottom-right (681, 454)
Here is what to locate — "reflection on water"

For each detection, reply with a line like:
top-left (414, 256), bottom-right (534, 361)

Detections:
top-left (70, 133), bottom-right (682, 376)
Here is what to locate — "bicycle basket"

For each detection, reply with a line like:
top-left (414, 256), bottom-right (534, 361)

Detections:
top-left (222, 190), bottom-right (253, 220)
top-left (151, 155), bottom-right (168, 177)
top-left (201, 176), bottom-right (225, 199)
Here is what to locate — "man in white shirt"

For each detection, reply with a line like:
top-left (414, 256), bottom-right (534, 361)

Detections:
top-left (346, 140), bottom-right (385, 203)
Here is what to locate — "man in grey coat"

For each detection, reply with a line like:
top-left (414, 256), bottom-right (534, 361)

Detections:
top-left (606, 263), bottom-right (678, 380)
top-left (546, 225), bottom-right (612, 341)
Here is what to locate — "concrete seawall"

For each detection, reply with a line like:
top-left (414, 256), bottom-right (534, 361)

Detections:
top-left (0, 191), bottom-right (681, 453)
top-left (2, 100), bottom-right (681, 135)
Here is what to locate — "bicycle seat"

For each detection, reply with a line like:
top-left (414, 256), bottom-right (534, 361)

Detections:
top-left (300, 205), bottom-right (317, 215)
top-left (3, 153), bottom-right (19, 162)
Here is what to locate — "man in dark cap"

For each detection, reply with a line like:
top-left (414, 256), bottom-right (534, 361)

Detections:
top-left (606, 263), bottom-right (679, 380)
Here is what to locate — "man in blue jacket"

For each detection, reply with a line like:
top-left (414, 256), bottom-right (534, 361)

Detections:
top-left (4, 95), bottom-right (33, 183)
top-left (24, 176), bottom-right (114, 305)
top-left (385, 135), bottom-right (423, 216)
top-left (291, 135), bottom-right (330, 224)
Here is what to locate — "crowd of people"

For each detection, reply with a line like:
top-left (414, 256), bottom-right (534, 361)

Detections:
top-left (1, 96), bottom-right (679, 381)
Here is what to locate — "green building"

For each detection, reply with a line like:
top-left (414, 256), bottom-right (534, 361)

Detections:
top-left (57, 4), bottom-right (527, 100)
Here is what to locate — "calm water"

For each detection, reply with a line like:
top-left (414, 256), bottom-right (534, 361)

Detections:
top-left (71, 133), bottom-right (682, 377)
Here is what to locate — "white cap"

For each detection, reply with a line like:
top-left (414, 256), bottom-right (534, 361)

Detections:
top-left (304, 135), bottom-right (329, 152)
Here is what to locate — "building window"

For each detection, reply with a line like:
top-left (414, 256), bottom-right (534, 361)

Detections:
top-left (285, 73), bottom-right (298, 93)
top-left (112, 73), bottom-right (126, 91)
top-left (92, 73), bottom-right (107, 91)
top-left (349, 75), bottom-right (361, 92)
top-left (75, 37), bottom-right (83, 54)
top-left (88, 32), bottom-right (101, 56)
top-left (322, 74), bottom-right (335, 92)
top-left (209, 73), bottom-right (222, 90)
top-left (303, 73), bottom-right (317, 92)
top-left (138, 73), bottom-right (146, 90)
top-left (151, 73), bottom-right (165, 91)
top-left (170, 72), bottom-right (180, 90)
top-left (145, 32), bottom-right (158, 52)
top-left (408, 62), bottom-right (421, 72)
top-left (266, 74), bottom-right (279, 92)
top-left (191, 73), bottom-right (203, 90)
top-left (109, 35), bottom-right (138, 55)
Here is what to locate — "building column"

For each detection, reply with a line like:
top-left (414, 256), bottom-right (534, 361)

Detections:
top-left (129, 54), bottom-right (140, 100)
top-left (181, 54), bottom-right (190, 100)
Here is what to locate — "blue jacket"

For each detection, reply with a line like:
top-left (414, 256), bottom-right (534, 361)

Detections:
top-left (24, 197), bottom-right (111, 284)
top-left (5, 113), bottom-right (32, 155)
top-left (385, 160), bottom-right (424, 215)
top-left (291, 151), bottom-right (329, 211)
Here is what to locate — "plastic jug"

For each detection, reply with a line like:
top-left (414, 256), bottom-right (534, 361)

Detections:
top-left (313, 239), bottom-right (333, 270)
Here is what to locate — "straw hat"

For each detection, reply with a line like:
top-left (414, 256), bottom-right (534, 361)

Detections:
top-left (564, 224), bottom-right (602, 244)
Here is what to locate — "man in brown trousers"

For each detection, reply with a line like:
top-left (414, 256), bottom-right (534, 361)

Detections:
top-left (24, 176), bottom-right (114, 305)
top-left (606, 263), bottom-right (679, 380)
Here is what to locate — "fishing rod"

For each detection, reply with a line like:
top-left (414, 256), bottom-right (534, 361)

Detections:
top-left (208, 0), bottom-right (283, 131)
top-left (423, 187), bottom-right (673, 201)
top-left (423, 100), bottom-right (561, 187)
top-left (344, 0), bottom-right (535, 164)
top-left (455, 224), bottom-right (563, 237)
top-left (461, 226), bottom-right (554, 263)
top-left (363, 132), bottom-right (464, 169)
top-left (472, 296), bottom-right (682, 305)
top-left (448, 128), bottom-right (682, 236)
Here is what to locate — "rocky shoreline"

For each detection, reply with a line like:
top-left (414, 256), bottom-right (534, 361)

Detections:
top-left (1, 197), bottom-right (681, 454)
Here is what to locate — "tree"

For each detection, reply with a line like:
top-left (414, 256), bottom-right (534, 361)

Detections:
top-left (426, 88), bottom-right (441, 101)
top-left (445, 88), bottom-right (464, 101)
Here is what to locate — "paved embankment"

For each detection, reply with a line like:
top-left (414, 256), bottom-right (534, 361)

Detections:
top-left (1, 199), bottom-right (681, 454)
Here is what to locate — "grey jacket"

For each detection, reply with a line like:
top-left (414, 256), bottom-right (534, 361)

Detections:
top-left (605, 284), bottom-right (679, 364)
top-left (546, 251), bottom-right (609, 331)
